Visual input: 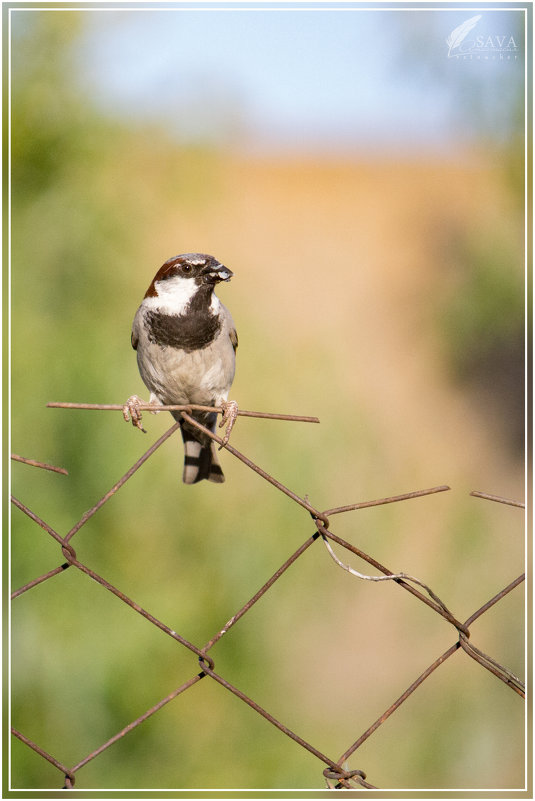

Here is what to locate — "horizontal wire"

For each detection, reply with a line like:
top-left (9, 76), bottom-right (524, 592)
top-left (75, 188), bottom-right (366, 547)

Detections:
top-left (47, 401), bottom-right (320, 424)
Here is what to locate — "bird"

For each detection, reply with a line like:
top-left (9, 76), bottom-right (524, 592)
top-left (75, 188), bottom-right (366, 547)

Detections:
top-left (125, 253), bottom-right (238, 484)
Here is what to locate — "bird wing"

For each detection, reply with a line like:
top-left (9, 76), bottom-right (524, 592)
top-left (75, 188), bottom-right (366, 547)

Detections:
top-left (229, 327), bottom-right (238, 351)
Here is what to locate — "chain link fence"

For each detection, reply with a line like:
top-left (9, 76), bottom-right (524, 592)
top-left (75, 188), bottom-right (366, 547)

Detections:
top-left (10, 402), bottom-right (526, 791)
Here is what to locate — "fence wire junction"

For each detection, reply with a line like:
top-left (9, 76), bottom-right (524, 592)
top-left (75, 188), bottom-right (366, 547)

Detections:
top-left (10, 401), bottom-right (526, 791)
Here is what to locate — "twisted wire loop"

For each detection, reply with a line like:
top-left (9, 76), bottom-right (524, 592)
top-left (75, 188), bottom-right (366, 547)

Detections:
top-left (324, 767), bottom-right (375, 790)
top-left (10, 403), bottom-right (525, 790)
top-left (315, 521), bottom-right (470, 636)
top-left (458, 632), bottom-right (525, 696)
top-left (458, 573), bottom-right (526, 698)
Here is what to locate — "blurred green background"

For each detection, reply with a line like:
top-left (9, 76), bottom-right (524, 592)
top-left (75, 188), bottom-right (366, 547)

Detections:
top-left (9, 6), bottom-right (526, 792)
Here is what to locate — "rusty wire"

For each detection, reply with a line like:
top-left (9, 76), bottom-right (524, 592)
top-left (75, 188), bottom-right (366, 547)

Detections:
top-left (10, 402), bottom-right (526, 790)
top-left (470, 489), bottom-right (526, 508)
top-left (10, 453), bottom-right (68, 475)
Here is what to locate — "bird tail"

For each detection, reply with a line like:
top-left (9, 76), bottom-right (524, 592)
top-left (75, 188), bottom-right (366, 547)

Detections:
top-left (177, 413), bottom-right (225, 484)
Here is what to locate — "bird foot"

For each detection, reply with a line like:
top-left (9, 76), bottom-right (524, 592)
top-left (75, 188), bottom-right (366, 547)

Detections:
top-left (122, 395), bottom-right (147, 433)
top-left (218, 400), bottom-right (238, 449)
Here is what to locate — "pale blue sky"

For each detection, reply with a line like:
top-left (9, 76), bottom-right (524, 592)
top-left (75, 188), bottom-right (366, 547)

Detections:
top-left (55, 5), bottom-right (526, 153)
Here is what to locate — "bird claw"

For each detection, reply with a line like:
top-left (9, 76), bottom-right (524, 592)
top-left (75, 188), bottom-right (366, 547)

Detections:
top-left (218, 400), bottom-right (238, 449)
top-left (122, 395), bottom-right (147, 433)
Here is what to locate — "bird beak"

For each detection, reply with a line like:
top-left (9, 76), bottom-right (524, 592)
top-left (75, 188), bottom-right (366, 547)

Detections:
top-left (201, 263), bottom-right (234, 284)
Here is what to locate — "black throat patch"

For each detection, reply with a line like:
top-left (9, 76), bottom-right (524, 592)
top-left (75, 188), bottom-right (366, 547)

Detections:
top-left (143, 304), bottom-right (221, 352)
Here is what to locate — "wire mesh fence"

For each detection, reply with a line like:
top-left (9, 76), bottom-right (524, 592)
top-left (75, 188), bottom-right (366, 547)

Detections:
top-left (10, 402), bottom-right (526, 791)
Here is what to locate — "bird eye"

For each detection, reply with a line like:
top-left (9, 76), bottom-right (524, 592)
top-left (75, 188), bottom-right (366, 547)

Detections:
top-left (182, 264), bottom-right (192, 273)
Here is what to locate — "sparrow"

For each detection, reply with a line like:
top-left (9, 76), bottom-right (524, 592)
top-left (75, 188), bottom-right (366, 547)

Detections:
top-left (125, 253), bottom-right (238, 484)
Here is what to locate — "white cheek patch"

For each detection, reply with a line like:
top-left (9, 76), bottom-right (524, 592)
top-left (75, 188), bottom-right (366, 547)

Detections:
top-left (144, 276), bottom-right (197, 314)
